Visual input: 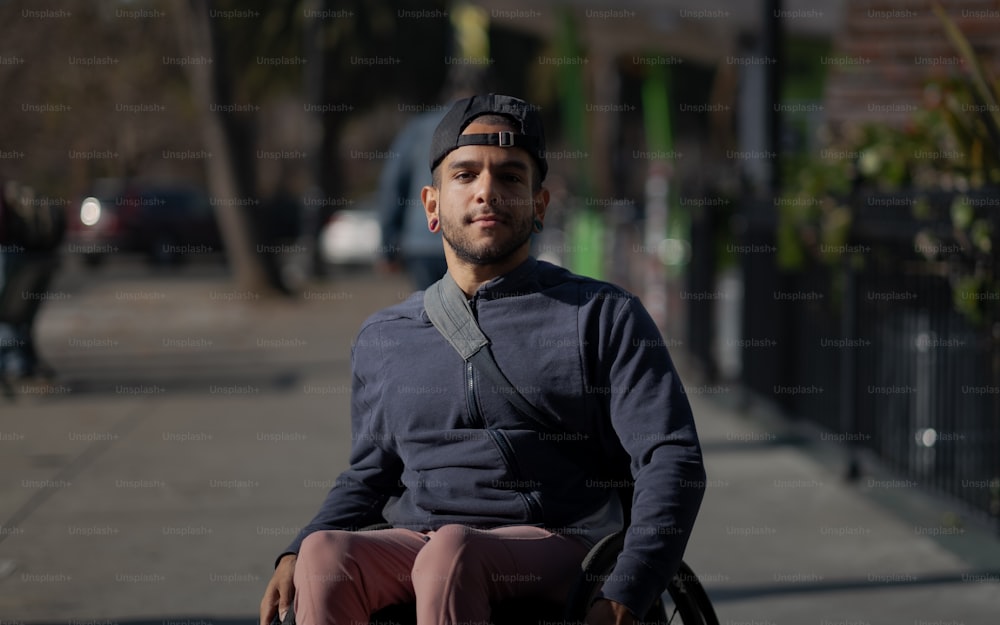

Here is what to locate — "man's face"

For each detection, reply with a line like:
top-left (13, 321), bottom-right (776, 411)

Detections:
top-left (427, 120), bottom-right (547, 267)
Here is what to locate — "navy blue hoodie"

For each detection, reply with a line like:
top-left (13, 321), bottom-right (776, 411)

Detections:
top-left (285, 257), bottom-right (706, 616)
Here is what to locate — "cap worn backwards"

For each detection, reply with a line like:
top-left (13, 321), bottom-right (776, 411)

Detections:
top-left (429, 93), bottom-right (547, 181)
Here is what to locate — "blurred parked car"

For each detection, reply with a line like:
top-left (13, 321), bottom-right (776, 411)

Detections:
top-left (67, 178), bottom-right (223, 266)
top-left (319, 202), bottom-right (382, 267)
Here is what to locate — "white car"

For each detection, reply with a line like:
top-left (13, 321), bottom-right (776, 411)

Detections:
top-left (320, 208), bottom-right (382, 266)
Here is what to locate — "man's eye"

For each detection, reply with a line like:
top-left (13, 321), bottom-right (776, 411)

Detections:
top-left (455, 172), bottom-right (475, 181)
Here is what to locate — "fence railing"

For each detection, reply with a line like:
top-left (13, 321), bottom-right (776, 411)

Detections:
top-left (730, 191), bottom-right (1000, 533)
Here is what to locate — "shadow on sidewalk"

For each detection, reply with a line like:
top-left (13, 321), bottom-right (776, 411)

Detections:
top-left (699, 434), bottom-right (810, 454)
top-left (710, 568), bottom-right (1000, 603)
top-left (8, 347), bottom-right (356, 399)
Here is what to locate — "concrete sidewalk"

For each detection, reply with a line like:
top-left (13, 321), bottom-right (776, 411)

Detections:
top-left (682, 386), bottom-right (999, 624)
top-left (1, 262), bottom-right (996, 624)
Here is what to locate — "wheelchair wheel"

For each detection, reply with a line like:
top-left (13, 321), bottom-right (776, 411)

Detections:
top-left (661, 560), bottom-right (720, 625)
top-left (566, 531), bottom-right (719, 625)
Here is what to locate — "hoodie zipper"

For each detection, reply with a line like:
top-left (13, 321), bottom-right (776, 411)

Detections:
top-left (465, 361), bottom-right (544, 523)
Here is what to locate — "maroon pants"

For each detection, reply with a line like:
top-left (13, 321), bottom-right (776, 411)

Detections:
top-left (293, 524), bottom-right (590, 625)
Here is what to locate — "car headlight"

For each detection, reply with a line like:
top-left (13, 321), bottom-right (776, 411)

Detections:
top-left (80, 196), bottom-right (101, 226)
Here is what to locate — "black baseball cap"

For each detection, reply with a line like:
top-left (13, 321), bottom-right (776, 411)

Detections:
top-left (429, 93), bottom-right (547, 181)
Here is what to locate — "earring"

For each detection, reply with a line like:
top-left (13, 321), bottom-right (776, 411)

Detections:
top-left (533, 218), bottom-right (544, 233)
top-left (428, 218), bottom-right (439, 232)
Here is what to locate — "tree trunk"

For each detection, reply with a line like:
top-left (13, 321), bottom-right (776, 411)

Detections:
top-left (171, 0), bottom-right (281, 296)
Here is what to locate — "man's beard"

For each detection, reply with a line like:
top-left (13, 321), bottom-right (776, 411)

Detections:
top-left (439, 205), bottom-right (534, 266)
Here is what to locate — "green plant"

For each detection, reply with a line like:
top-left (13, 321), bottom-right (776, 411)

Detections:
top-left (777, 3), bottom-right (999, 325)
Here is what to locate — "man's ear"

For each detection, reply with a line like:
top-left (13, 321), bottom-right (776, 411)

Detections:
top-left (533, 187), bottom-right (550, 222)
top-left (421, 185), bottom-right (438, 223)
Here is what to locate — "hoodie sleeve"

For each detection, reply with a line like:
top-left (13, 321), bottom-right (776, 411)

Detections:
top-left (593, 296), bottom-right (706, 617)
top-left (279, 323), bottom-right (403, 563)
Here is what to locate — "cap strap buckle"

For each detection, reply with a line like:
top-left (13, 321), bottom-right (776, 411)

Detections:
top-left (497, 131), bottom-right (514, 147)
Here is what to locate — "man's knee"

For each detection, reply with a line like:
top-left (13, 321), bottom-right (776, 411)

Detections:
top-left (296, 531), bottom-right (360, 586)
top-left (412, 524), bottom-right (481, 583)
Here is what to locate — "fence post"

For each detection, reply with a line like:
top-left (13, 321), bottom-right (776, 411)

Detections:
top-left (840, 198), bottom-right (860, 482)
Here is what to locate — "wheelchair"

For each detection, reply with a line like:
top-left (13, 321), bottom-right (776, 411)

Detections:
top-left (272, 523), bottom-right (718, 625)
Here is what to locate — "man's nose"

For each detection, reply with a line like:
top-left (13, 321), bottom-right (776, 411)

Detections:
top-left (473, 173), bottom-right (500, 205)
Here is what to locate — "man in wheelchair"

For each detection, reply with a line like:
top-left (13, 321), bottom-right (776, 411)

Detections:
top-left (259, 94), bottom-right (706, 625)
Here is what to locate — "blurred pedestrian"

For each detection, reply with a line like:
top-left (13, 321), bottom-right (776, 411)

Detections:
top-left (376, 72), bottom-right (484, 291)
top-left (257, 167), bottom-right (306, 293)
top-left (0, 179), bottom-right (64, 389)
top-left (375, 107), bottom-right (448, 290)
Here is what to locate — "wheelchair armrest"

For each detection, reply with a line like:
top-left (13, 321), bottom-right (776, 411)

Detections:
top-left (563, 529), bottom-right (626, 621)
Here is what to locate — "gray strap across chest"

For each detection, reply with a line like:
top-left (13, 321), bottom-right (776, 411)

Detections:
top-left (424, 274), bottom-right (553, 431)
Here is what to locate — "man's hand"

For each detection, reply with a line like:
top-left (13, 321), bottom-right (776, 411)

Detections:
top-left (585, 598), bottom-right (636, 625)
top-left (259, 554), bottom-right (297, 625)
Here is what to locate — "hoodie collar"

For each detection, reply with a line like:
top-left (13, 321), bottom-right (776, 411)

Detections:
top-left (474, 256), bottom-right (539, 300)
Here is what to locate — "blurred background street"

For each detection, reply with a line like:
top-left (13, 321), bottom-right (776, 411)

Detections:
top-left (2, 0), bottom-right (999, 623)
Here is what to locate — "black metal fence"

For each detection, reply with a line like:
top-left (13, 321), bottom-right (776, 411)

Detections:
top-left (730, 191), bottom-right (1000, 533)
